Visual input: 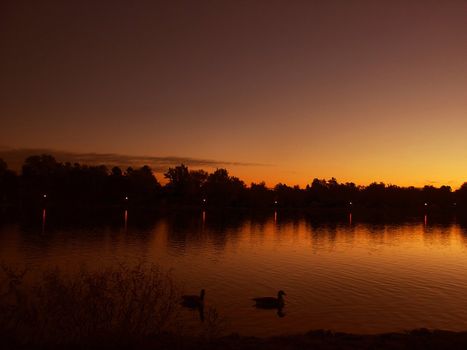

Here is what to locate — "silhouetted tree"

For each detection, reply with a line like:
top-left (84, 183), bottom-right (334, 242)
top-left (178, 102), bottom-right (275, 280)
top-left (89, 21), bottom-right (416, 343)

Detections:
top-left (204, 169), bottom-right (246, 206)
top-left (274, 183), bottom-right (305, 207)
top-left (21, 154), bottom-right (61, 203)
top-left (164, 165), bottom-right (208, 204)
top-left (1, 153), bottom-right (462, 210)
top-left (126, 165), bottom-right (161, 205)
top-left (249, 182), bottom-right (274, 207)
top-left (0, 158), bottom-right (18, 206)
top-left (0, 159), bottom-right (6, 174)
top-left (165, 165), bottom-right (190, 192)
top-left (456, 183), bottom-right (467, 208)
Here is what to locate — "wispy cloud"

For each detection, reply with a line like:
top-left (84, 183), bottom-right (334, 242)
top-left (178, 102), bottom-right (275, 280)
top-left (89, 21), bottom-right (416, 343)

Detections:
top-left (0, 147), bottom-right (268, 173)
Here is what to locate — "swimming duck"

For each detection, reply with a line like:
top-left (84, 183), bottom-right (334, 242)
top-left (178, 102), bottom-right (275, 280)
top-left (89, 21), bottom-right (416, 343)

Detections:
top-left (253, 290), bottom-right (286, 309)
top-left (181, 289), bottom-right (205, 308)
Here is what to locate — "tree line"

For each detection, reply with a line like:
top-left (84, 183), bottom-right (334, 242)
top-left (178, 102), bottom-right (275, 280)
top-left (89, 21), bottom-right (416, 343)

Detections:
top-left (0, 154), bottom-right (466, 209)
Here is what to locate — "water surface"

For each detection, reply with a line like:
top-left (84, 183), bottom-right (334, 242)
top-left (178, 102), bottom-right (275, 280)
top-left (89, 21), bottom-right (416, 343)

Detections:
top-left (1, 209), bottom-right (467, 336)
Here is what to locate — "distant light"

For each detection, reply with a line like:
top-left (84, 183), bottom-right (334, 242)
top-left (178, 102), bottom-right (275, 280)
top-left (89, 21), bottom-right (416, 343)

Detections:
top-left (202, 198), bottom-right (206, 203)
top-left (274, 200), bottom-right (278, 205)
top-left (424, 203), bottom-right (428, 206)
top-left (454, 203), bottom-right (457, 206)
top-left (43, 194), bottom-right (47, 198)
top-left (349, 201), bottom-right (352, 205)
top-left (125, 196), bottom-right (128, 200)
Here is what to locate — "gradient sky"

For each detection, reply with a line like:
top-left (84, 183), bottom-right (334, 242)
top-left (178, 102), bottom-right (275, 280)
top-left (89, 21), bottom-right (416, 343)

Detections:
top-left (1, 0), bottom-right (466, 187)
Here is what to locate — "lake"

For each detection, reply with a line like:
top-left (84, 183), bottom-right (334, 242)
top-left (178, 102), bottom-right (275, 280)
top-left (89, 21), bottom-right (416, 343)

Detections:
top-left (1, 208), bottom-right (467, 336)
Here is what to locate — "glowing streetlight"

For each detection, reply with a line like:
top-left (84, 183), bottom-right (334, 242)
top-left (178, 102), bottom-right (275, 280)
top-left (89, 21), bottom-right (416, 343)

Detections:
top-left (43, 194), bottom-right (47, 199)
top-left (125, 196), bottom-right (128, 201)
top-left (349, 201), bottom-right (353, 205)
top-left (274, 200), bottom-right (278, 205)
top-left (424, 202), bottom-right (428, 207)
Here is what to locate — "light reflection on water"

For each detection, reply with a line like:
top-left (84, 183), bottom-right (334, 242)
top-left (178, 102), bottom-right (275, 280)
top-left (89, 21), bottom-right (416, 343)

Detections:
top-left (2, 210), bottom-right (467, 336)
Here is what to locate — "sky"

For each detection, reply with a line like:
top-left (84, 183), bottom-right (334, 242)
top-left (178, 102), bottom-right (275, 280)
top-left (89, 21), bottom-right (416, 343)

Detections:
top-left (1, 0), bottom-right (466, 188)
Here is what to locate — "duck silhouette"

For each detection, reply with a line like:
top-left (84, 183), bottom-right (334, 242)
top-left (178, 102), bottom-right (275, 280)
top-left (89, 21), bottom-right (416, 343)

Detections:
top-left (181, 289), bottom-right (205, 309)
top-left (253, 290), bottom-right (286, 309)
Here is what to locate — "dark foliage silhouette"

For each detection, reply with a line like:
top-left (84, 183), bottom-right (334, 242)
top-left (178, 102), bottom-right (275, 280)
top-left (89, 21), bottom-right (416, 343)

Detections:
top-left (0, 155), bottom-right (465, 210)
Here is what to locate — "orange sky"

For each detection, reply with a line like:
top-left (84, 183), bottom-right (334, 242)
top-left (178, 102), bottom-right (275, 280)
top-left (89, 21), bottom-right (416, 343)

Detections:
top-left (1, 0), bottom-right (466, 188)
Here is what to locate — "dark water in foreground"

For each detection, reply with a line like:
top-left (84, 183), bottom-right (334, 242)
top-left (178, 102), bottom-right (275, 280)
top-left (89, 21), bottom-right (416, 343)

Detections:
top-left (2, 209), bottom-right (467, 336)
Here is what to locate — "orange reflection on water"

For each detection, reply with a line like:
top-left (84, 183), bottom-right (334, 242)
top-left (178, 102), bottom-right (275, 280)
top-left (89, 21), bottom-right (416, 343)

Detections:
top-left (2, 214), bottom-right (467, 336)
top-left (41, 208), bottom-right (46, 233)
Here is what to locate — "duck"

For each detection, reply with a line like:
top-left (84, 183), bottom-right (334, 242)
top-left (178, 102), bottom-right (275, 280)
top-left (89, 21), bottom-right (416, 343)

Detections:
top-left (253, 290), bottom-right (286, 309)
top-left (181, 289), bottom-right (205, 308)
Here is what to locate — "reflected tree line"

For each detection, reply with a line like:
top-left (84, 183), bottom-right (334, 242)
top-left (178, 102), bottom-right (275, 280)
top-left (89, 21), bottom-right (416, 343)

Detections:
top-left (0, 154), bottom-right (466, 209)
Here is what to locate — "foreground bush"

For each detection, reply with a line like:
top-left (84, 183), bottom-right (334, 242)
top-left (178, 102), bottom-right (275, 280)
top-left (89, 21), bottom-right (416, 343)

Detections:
top-left (0, 263), bottom-right (181, 347)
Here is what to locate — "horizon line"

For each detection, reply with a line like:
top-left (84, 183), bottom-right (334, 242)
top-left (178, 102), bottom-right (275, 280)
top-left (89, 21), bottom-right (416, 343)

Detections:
top-left (1, 148), bottom-right (465, 191)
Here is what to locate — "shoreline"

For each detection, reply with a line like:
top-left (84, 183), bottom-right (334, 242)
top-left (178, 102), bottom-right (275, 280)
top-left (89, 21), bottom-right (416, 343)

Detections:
top-left (170, 329), bottom-right (467, 350)
top-left (6, 329), bottom-right (467, 349)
